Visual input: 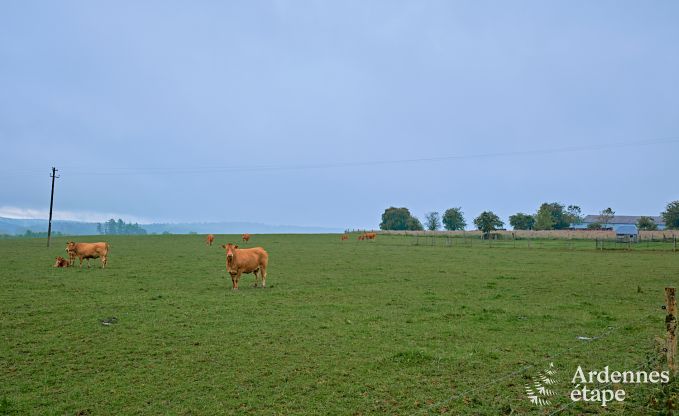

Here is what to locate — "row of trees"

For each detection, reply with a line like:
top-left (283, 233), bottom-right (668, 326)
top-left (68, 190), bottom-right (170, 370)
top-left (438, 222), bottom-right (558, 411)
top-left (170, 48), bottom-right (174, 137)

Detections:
top-left (380, 206), bottom-right (502, 236)
top-left (379, 200), bottom-right (679, 233)
top-left (379, 207), bottom-right (469, 231)
top-left (96, 219), bottom-right (147, 235)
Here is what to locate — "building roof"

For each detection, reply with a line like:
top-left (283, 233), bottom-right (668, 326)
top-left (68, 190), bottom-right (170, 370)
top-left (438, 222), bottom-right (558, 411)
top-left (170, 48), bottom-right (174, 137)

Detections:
top-left (582, 215), bottom-right (664, 225)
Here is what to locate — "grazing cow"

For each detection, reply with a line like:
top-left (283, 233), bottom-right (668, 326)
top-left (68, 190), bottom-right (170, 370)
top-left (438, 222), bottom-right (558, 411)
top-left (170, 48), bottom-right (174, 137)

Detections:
top-left (53, 256), bottom-right (70, 268)
top-left (242, 233), bottom-right (251, 243)
top-left (364, 232), bottom-right (377, 240)
top-left (357, 235), bottom-right (365, 241)
top-left (340, 234), bottom-right (349, 240)
top-left (66, 241), bottom-right (110, 269)
top-left (221, 243), bottom-right (268, 290)
top-left (206, 234), bottom-right (215, 246)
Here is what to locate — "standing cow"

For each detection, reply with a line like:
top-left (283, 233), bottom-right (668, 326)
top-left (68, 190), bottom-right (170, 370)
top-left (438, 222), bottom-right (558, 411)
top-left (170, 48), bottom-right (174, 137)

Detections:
top-left (206, 234), bottom-right (215, 246)
top-left (66, 241), bottom-right (110, 268)
top-left (241, 233), bottom-right (251, 243)
top-left (364, 232), bottom-right (377, 240)
top-left (221, 243), bottom-right (268, 290)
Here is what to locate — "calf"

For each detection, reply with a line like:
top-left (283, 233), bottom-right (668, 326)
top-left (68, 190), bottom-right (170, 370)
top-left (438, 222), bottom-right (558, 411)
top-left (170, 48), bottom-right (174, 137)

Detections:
top-left (206, 234), bottom-right (215, 246)
top-left (66, 241), bottom-right (110, 268)
top-left (221, 243), bottom-right (268, 290)
top-left (53, 256), bottom-right (70, 268)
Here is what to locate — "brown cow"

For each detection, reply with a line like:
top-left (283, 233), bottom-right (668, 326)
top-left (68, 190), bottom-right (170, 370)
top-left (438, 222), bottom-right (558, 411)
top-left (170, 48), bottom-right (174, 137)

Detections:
top-left (53, 256), bottom-right (70, 268)
top-left (364, 232), bottom-right (377, 240)
top-left (206, 234), bottom-right (215, 246)
top-left (357, 235), bottom-right (365, 241)
top-left (66, 241), bottom-right (110, 268)
top-left (242, 233), bottom-right (251, 243)
top-left (340, 234), bottom-right (349, 240)
top-left (221, 243), bottom-right (268, 290)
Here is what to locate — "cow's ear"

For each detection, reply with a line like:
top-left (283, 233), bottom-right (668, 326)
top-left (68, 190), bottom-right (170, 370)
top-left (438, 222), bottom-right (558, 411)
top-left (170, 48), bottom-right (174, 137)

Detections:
top-left (220, 244), bottom-right (226, 249)
top-left (234, 245), bottom-right (239, 249)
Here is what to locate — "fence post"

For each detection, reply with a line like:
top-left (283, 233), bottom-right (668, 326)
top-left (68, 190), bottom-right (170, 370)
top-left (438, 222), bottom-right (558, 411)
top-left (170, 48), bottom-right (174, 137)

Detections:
top-left (666, 287), bottom-right (678, 375)
top-left (674, 236), bottom-right (676, 252)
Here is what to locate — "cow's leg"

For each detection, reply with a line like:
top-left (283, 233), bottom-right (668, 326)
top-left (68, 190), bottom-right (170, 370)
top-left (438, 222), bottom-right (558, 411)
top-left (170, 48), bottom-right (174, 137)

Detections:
top-left (79, 257), bottom-right (83, 268)
top-left (234, 272), bottom-right (242, 290)
top-left (87, 258), bottom-right (91, 268)
top-left (260, 264), bottom-right (267, 288)
top-left (230, 272), bottom-right (239, 290)
top-left (101, 255), bottom-right (107, 268)
top-left (253, 269), bottom-right (259, 287)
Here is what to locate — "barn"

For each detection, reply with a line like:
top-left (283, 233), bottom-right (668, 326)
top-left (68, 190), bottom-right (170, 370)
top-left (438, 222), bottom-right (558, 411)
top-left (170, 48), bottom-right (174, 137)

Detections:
top-left (615, 224), bottom-right (638, 242)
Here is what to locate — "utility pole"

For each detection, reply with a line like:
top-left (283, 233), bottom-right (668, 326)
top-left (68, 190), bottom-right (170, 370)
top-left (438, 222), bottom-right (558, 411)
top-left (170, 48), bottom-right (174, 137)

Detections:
top-left (47, 167), bottom-right (59, 247)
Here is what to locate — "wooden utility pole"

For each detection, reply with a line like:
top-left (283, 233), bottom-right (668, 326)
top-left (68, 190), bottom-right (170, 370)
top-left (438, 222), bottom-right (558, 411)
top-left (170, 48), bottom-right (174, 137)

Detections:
top-left (665, 287), bottom-right (677, 375)
top-left (47, 167), bottom-right (58, 247)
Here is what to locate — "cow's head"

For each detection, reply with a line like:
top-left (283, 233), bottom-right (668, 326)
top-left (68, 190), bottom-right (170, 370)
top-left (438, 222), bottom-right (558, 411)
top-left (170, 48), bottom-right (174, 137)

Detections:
top-left (221, 243), bottom-right (239, 259)
top-left (54, 256), bottom-right (64, 267)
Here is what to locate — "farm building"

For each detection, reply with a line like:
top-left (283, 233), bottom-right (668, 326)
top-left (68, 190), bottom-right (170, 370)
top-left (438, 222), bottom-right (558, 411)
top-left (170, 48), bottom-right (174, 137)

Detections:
top-left (615, 224), bottom-right (638, 242)
top-left (572, 215), bottom-right (666, 231)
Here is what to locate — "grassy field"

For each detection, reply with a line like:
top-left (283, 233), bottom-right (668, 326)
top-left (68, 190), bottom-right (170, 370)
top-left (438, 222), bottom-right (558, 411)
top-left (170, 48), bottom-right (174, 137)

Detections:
top-left (1, 234), bottom-right (678, 415)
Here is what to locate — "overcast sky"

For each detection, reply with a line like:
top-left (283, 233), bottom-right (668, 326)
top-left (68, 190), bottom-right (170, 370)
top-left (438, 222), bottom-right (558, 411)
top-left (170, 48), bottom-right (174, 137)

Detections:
top-left (1, 1), bottom-right (678, 229)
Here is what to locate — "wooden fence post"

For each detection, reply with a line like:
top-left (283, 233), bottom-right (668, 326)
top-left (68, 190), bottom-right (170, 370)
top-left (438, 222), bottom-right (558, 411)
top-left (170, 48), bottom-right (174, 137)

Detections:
top-left (666, 287), bottom-right (677, 375)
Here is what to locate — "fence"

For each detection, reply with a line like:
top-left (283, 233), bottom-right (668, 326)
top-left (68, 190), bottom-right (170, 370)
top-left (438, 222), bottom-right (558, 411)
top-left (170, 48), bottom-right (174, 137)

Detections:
top-left (360, 230), bottom-right (678, 252)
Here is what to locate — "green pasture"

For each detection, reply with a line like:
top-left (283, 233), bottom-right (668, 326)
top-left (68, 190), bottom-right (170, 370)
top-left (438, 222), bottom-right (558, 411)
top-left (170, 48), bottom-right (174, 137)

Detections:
top-left (1, 234), bottom-right (678, 415)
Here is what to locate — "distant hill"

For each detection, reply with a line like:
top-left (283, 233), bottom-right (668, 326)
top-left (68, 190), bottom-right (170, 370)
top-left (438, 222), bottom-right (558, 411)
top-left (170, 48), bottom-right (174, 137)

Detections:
top-left (0, 217), bottom-right (342, 236)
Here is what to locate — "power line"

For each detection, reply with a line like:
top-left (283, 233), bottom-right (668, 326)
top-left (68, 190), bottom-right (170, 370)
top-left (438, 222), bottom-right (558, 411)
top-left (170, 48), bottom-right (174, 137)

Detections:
top-left (2, 136), bottom-right (679, 178)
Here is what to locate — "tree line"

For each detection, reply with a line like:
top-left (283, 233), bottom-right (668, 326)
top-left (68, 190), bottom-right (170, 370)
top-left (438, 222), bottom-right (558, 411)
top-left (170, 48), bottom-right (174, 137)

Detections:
top-left (379, 200), bottom-right (679, 235)
top-left (97, 219), bottom-right (147, 235)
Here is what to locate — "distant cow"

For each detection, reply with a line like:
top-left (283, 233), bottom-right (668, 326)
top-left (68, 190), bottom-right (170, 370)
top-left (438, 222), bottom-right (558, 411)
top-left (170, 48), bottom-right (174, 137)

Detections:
top-left (206, 234), bottom-right (215, 246)
top-left (364, 232), bottom-right (377, 240)
top-left (53, 256), bottom-right (70, 268)
top-left (242, 233), bottom-right (251, 243)
top-left (221, 243), bottom-right (268, 290)
top-left (66, 241), bottom-right (110, 268)
top-left (340, 234), bottom-right (349, 240)
top-left (357, 235), bottom-right (365, 241)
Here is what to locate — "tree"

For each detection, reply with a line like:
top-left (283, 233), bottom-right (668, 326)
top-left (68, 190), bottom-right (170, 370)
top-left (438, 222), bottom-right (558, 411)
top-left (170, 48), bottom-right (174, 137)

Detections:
top-left (380, 207), bottom-right (420, 231)
top-left (509, 213), bottom-right (535, 230)
top-left (105, 219), bottom-right (116, 234)
top-left (565, 205), bottom-right (583, 226)
top-left (598, 208), bottom-right (615, 228)
top-left (587, 222), bottom-right (603, 230)
top-left (534, 202), bottom-right (570, 230)
top-left (662, 201), bottom-right (679, 229)
top-left (96, 223), bottom-right (103, 234)
top-left (637, 216), bottom-right (658, 231)
top-left (424, 212), bottom-right (441, 231)
top-left (473, 211), bottom-right (504, 238)
top-left (406, 216), bottom-right (424, 231)
top-left (442, 207), bottom-right (466, 230)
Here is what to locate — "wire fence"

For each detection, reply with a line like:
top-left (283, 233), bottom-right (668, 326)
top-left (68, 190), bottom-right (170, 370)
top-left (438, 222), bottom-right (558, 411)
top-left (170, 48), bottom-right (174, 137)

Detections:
top-left (345, 230), bottom-right (679, 252)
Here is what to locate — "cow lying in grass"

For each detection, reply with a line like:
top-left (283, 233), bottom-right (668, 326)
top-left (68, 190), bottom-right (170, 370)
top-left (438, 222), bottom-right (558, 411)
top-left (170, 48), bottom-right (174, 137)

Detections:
top-left (221, 243), bottom-right (268, 290)
top-left (66, 241), bottom-right (110, 268)
top-left (53, 256), bottom-right (70, 268)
